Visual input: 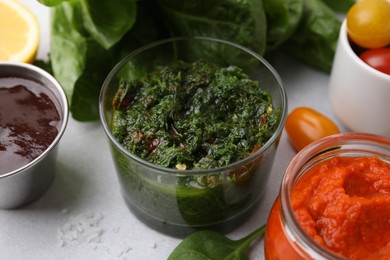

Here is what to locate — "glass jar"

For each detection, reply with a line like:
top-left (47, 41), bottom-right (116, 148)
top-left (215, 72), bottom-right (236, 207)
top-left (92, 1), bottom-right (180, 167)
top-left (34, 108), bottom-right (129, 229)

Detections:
top-left (264, 132), bottom-right (390, 259)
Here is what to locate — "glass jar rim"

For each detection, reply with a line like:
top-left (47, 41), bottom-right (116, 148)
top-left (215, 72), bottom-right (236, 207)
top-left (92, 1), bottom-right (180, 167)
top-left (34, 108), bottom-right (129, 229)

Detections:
top-left (280, 132), bottom-right (390, 259)
top-left (99, 36), bottom-right (288, 176)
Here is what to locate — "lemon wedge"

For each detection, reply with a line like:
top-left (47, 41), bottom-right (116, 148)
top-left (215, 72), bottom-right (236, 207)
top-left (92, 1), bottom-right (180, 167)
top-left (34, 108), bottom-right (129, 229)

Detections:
top-left (0, 0), bottom-right (39, 63)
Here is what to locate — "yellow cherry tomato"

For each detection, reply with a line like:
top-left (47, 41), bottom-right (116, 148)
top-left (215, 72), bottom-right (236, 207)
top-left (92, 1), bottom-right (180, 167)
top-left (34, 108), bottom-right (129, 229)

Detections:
top-left (285, 107), bottom-right (340, 151)
top-left (347, 0), bottom-right (390, 49)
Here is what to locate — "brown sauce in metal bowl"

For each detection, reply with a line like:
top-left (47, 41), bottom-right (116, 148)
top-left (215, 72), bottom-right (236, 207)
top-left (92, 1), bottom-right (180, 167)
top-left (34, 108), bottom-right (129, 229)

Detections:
top-left (0, 77), bottom-right (62, 175)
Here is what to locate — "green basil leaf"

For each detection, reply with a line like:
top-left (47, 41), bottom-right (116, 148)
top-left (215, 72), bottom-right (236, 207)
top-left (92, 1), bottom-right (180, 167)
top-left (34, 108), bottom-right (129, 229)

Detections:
top-left (80, 0), bottom-right (137, 49)
top-left (37, 0), bottom-right (68, 7)
top-left (156, 0), bottom-right (267, 55)
top-left (282, 0), bottom-right (341, 72)
top-left (168, 225), bottom-right (266, 260)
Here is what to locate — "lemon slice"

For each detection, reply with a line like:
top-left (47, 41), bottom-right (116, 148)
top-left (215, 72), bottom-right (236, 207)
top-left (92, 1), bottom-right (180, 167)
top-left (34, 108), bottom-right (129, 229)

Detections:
top-left (0, 0), bottom-right (39, 63)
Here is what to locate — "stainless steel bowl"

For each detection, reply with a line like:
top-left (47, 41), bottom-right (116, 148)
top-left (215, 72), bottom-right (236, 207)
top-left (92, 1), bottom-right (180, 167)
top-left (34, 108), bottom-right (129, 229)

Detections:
top-left (0, 62), bottom-right (69, 209)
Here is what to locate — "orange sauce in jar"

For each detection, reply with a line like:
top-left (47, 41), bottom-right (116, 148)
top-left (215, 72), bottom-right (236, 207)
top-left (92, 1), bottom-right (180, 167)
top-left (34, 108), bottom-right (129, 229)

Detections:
top-left (264, 133), bottom-right (390, 260)
top-left (292, 156), bottom-right (390, 259)
top-left (265, 197), bottom-right (312, 260)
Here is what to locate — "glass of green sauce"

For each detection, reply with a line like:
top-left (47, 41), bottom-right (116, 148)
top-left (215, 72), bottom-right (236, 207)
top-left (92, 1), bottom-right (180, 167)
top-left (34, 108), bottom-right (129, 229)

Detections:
top-left (99, 37), bottom-right (287, 236)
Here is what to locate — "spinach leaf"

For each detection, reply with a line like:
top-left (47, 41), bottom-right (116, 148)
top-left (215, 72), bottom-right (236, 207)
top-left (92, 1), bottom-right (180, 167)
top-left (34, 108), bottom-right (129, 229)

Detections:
top-left (120, 0), bottom-right (170, 50)
top-left (38, 0), bottom-right (345, 121)
top-left (69, 39), bottom-right (114, 121)
top-left (50, 1), bottom-right (117, 120)
top-left (156, 0), bottom-right (267, 56)
top-left (281, 0), bottom-right (341, 72)
top-left (320, 0), bottom-right (355, 13)
top-left (51, 0), bottom-right (87, 102)
top-left (37, 0), bottom-right (68, 6)
top-left (50, 0), bottom-right (166, 121)
top-left (34, 58), bottom-right (53, 75)
top-left (168, 225), bottom-right (266, 260)
top-left (80, 0), bottom-right (137, 49)
top-left (263, 0), bottom-right (303, 50)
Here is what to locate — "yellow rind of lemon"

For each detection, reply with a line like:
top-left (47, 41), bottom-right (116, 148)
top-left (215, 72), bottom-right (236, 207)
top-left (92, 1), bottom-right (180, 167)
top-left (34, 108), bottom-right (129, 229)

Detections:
top-left (0, 0), bottom-right (40, 63)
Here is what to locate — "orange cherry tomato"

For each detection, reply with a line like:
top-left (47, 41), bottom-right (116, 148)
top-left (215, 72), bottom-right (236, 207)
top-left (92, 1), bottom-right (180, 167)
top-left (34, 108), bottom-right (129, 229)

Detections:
top-left (285, 107), bottom-right (340, 151)
top-left (347, 0), bottom-right (390, 49)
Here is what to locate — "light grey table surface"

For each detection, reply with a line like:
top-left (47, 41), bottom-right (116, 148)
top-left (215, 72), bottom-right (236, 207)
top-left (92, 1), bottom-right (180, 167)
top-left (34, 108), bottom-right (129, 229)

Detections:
top-left (0, 1), bottom-right (347, 259)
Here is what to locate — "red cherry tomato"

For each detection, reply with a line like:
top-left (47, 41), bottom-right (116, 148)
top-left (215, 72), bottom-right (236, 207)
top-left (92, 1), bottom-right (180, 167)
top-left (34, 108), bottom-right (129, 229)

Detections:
top-left (285, 107), bottom-right (340, 151)
top-left (359, 48), bottom-right (390, 75)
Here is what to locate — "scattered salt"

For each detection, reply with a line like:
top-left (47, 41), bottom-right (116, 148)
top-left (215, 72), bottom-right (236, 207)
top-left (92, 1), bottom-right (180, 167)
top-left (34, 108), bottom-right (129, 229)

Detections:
top-left (83, 210), bottom-right (94, 218)
top-left (58, 210), bottom-right (105, 247)
top-left (113, 226), bottom-right (120, 233)
top-left (57, 210), bottom-right (138, 259)
top-left (57, 239), bottom-right (65, 248)
top-left (76, 226), bottom-right (84, 233)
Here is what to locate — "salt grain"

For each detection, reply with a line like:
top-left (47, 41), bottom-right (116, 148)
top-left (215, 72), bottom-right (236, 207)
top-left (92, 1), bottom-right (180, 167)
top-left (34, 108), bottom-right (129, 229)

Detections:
top-left (113, 226), bottom-right (120, 233)
top-left (58, 210), bottom-right (105, 247)
top-left (58, 239), bottom-right (65, 248)
top-left (58, 210), bottom-right (135, 259)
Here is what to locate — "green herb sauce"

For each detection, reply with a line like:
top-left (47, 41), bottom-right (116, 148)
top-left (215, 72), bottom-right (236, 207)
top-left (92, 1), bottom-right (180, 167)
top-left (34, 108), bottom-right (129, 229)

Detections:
top-left (111, 59), bottom-right (280, 170)
top-left (110, 60), bottom-right (281, 228)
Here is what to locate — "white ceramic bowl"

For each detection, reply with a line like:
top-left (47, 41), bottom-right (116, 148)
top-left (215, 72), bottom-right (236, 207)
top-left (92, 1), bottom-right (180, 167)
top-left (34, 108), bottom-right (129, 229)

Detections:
top-left (329, 20), bottom-right (390, 137)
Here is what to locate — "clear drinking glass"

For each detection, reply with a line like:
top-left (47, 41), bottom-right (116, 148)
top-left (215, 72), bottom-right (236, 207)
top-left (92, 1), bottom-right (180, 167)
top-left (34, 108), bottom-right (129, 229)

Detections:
top-left (99, 37), bottom-right (287, 235)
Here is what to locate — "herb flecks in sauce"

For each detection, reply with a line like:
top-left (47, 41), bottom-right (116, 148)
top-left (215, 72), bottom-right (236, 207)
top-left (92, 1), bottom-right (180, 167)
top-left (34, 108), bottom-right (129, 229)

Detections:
top-left (112, 60), bottom-right (279, 170)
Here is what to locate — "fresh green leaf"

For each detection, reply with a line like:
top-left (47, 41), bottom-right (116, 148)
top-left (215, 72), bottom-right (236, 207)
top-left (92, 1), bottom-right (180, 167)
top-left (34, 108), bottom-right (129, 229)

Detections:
top-left (282, 0), bottom-right (341, 72)
top-left (156, 0), bottom-right (267, 56)
top-left (263, 0), bottom-right (303, 50)
top-left (124, 0), bottom-right (171, 47)
top-left (70, 39), bottom-right (114, 121)
top-left (49, 0), bottom-right (167, 121)
top-left (33, 58), bottom-right (53, 75)
top-left (168, 225), bottom-right (266, 260)
top-left (320, 0), bottom-right (355, 13)
top-left (37, 0), bottom-right (68, 7)
top-left (39, 0), bottom-right (347, 121)
top-left (50, 0), bottom-right (87, 102)
top-left (80, 0), bottom-right (137, 49)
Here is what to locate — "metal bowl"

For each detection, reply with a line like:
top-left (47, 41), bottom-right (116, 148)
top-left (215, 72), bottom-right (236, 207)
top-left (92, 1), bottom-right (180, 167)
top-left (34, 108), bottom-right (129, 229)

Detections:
top-left (0, 62), bottom-right (68, 209)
